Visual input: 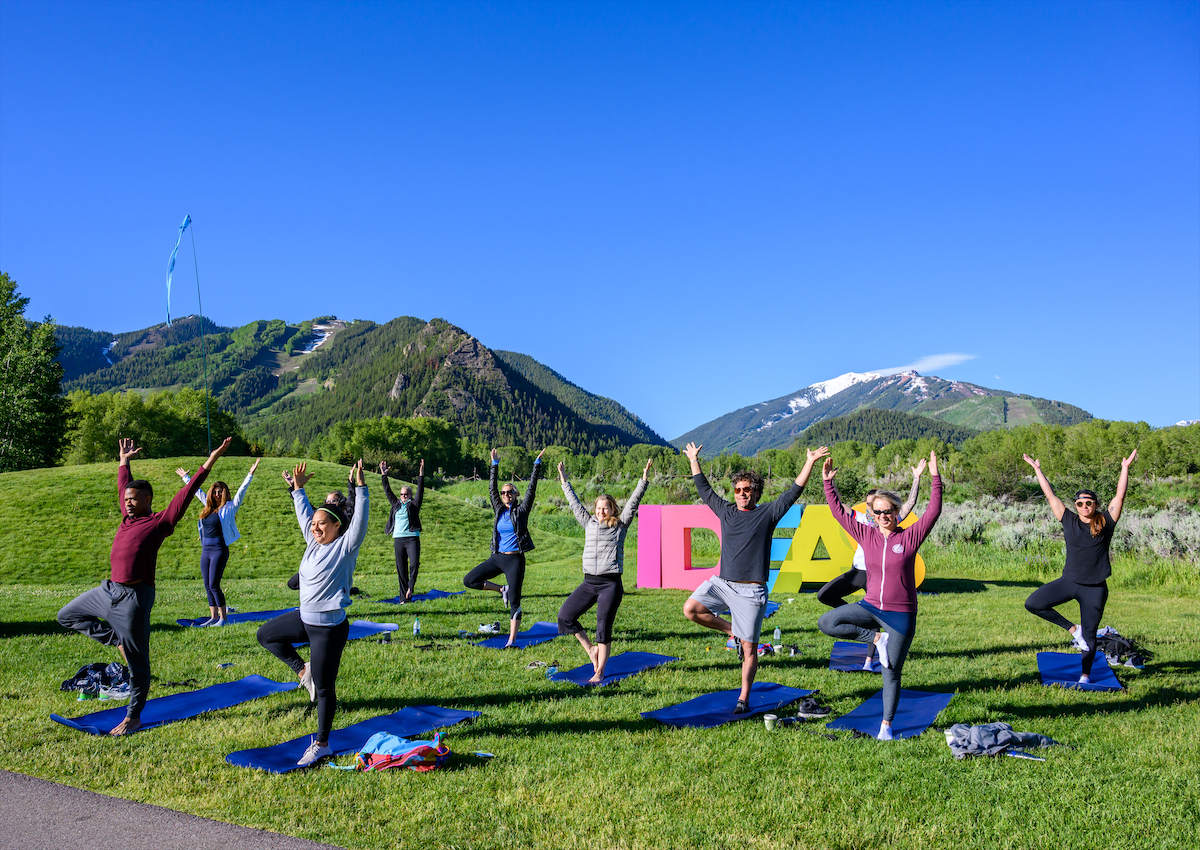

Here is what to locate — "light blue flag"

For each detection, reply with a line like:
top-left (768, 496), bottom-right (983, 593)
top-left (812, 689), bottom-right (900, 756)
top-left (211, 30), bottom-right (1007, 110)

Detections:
top-left (165, 214), bottom-right (192, 325)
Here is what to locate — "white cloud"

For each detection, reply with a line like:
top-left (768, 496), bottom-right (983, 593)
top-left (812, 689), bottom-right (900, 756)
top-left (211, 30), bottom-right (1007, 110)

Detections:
top-left (874, 353), bottom-right (976, 377)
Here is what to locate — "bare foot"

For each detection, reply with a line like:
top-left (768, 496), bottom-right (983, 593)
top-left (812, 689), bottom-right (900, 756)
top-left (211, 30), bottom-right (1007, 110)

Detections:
top-left (110, 716), bottom-right (141, 736)
top-left (587, 673), bottom-right (605, 684)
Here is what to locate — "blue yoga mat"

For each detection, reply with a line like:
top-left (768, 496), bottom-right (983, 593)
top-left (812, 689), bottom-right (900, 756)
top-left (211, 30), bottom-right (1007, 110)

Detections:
top-left (292, 619), bottom-right (398, 648)
top-left (549, 651), bottom-right (677, 687)
top-left (717, 601), bottom-right (781, 621)
top-left (642, 682), bottom-right (813, 729)
top-left (1037, 652), bottom-right (1123, 691)
top-left (177, 608), bottom-right (298, 627)
top-left (474, 620), bottom-right (560, 649)
top-left (829, 641), bottom-right (882, 673)
top-left (51, 674), bottom-right (298, 736)
top-left (226, 705), bottom-right (481, 773)
top-left (379, 588), bottom-right (466, 604)
top-left (825, 688), bottom-right (954, 740)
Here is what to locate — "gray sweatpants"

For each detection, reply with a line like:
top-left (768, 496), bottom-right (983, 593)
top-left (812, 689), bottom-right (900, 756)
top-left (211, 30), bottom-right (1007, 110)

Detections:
top-left (57, 581), bottom-right (155, 720)
top-left (817, 601), bottom-right (916, 723)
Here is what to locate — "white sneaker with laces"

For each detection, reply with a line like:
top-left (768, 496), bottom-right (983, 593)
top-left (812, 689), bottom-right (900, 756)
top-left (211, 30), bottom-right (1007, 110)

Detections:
top-left (1071, 626), bottom-right (1090, 651)
top-left (297, 737), bottom-right (331, 767)
top-left (299, 664), bottom-right (316, 702)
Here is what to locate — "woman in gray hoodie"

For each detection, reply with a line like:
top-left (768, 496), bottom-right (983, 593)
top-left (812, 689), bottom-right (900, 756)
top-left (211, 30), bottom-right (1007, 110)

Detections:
top-left (556, 459), bottom-right (652, 682)
top-left (257, 459), bottom-right (368, 767)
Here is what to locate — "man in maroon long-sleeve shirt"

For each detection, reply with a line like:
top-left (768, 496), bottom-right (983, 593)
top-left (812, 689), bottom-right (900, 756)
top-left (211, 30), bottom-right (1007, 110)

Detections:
top-left (57, 436), bottom-right (231, 735)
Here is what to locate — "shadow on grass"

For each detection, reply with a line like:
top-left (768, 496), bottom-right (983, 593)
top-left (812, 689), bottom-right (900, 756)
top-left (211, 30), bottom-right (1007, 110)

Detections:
top-left (0, 619), bottom-right (63, 638)
top-left (917, 578), bottom-right (990, 594)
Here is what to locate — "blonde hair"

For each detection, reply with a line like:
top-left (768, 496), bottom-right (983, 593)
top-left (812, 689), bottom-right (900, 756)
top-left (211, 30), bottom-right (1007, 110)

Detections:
top-left (869, 491), bottom-right (902, 512)
top-left (595, 495), bottom-right (621, 528)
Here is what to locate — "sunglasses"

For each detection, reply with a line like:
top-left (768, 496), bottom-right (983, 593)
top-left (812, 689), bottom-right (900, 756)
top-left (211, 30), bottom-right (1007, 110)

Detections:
top-left (501, 490), bottom-right (516, 497)
top-left (1075, 500), bottom-right (1094, 507)
top-left (733, 486), bottom-right (755, 495)
top-left (872, 508), bottom-right (896, 516)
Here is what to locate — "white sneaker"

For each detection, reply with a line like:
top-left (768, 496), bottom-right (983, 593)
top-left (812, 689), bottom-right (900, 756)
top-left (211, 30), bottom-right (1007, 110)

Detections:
top-left (862, 643), bottom-right (875, 671)
top-left (500, 585), bottom-right (510, 609)
top-left (877, 722), bottom-right (894, 741)
top-left (213, 618), bottom-right (228, 627)
top-left (200, 617), bottom-right (217, 627)
top-left (1070, 626), bottom-right (1090, 651)
top-left (875, 632), bottom-right (891, 669)
top-left (297, 737), bottom-right (331, 767)
top-left (299, 664), bottom-right (316, 702)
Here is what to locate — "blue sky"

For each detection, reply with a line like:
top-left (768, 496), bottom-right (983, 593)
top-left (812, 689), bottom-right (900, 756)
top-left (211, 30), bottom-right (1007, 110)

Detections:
top-left (2, 1), bottom-right (1197, 440)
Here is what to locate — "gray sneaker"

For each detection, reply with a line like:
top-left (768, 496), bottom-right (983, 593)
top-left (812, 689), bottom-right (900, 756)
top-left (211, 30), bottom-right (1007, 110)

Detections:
top-left (297, 737), bottom-right (331, 767)
top-left (299, 664), bottom-right (316, 702)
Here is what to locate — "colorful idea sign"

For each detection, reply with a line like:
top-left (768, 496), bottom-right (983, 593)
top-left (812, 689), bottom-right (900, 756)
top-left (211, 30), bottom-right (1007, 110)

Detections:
top-left (636, 503), bottom-right (926, 593)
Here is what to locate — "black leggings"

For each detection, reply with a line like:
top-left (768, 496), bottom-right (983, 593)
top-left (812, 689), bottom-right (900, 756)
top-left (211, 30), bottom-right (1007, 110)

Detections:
top-left (1025, 576), bottom-right (1109, 676)
top-left (257, 611), bottom-right (350, 742)
top-left (393, 537), bottom-right (421, 597)
top-left (200, 545), bottom-right (229, 608)
top-left (818, 602), bottom-right (916, 723)
top-left (817, 568), bottom-right (867, 609)
top-left (464, 552), bottom-right (525, 618)
top-left (558, 575), bottom-right (624, 644)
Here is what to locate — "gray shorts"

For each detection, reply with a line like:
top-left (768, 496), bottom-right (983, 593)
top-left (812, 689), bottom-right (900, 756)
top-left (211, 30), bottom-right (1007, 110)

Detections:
top-left (689, 577), bottom-right (768, 645)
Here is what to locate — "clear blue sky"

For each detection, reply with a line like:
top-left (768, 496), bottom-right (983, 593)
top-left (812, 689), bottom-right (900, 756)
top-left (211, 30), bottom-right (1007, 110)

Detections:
top-left (2, 0), bottom-right (1196, 440)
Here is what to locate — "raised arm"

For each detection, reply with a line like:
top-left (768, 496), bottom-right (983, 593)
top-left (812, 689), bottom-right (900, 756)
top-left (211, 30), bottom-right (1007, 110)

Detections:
top-left (344, 460), bottom-right (370, 548)
top-left (176, 467), bottom-right (208, 506)
top-left (291, 462), bottom-right (316, 542)
top-left (117, 438), bottom-right (143, 516)
top-left (229, 458), bottom-right (260, 512)
top-left (488, 450), bottom-right (503, 513)
top-left (907, 452), bottom-right (943, 545)
top-left (520, 449), bottom-right (544, 513)
top-left (1023, 454), bottom-right (1065, 521)
top-left (164, 437), bottom-right (232, 527)
top-left (898, 458), bottom-right (926, 521)
top-left (796, 446), bottom-right (830, 488)
top-left (821, 458), bottom-right (870, 545)
top-left (413, 458), bottom-right (425, 507)
top-left (620, 463), bottom-right (652, 525)
top-left (379, 461), bottom-right (399, 507)
top-left (1107, 449), bottom-right (1137, 523)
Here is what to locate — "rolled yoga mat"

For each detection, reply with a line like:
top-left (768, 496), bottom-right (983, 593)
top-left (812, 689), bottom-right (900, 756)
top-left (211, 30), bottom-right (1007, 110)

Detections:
top-left (51, 674), bottom-right (298, 736)
top-left (379, 589), bottom-right (466, 604)
top-left (474, 620), bottom-right (560, 649)
top-left (292, 619), bottom-right (399, 648)
top-left (829, 641), bottom-right (882, 673)
top-left (177, 608), bottom-right (298, 627)
top-left (1037, 652), bottom-right (1123, 691)
top-left (549, 651), bottom-right (677, 687)
top-left (642, 682), bottom-right (813, 729)
top-left (225, 705), bottom-right (481, 773)
top-left (825, 688), bottom-right (954, 740)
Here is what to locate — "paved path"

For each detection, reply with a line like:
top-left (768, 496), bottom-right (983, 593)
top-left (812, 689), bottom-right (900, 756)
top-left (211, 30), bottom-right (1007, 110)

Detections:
top-left (0, 771), bottom-right (345, 850)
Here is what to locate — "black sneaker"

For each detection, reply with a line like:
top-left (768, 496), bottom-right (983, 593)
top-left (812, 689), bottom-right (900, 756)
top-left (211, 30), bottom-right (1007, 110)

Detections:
top-left (735, 639), bottom-right (745, 663)
top-left (733, 698), bottom-right (749, 715)
top-left (796, 697), bottom-right (831, 719)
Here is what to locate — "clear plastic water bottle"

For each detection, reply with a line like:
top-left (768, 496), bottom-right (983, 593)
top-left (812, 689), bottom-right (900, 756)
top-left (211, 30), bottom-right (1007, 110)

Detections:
top-left (773, 626), bottom-right (781, 644)
top-left (412, 617), bottom-right (421, 637)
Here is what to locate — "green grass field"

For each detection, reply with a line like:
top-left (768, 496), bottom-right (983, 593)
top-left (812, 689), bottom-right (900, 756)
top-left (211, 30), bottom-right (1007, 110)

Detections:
top-left (1, 458), bottom-right (1198, 849)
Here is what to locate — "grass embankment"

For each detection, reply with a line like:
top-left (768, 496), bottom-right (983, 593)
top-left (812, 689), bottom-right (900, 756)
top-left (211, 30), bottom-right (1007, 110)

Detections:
top-left (1, 459), bottom-right (1198, 850)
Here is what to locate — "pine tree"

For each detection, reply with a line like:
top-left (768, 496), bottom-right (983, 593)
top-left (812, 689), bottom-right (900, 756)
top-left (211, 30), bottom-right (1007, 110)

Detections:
top-left (0, 272), bottom-right (69, 471)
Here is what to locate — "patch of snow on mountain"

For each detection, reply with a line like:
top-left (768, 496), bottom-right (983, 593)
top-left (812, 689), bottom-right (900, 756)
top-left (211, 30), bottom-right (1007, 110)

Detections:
top-left (101, 339), bottom-right (117, 365)
top-left (753, 372), bottom-right (882, 432)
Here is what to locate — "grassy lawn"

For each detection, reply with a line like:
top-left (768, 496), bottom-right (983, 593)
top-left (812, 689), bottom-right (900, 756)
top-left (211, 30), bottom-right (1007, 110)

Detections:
top-left (1, 458), bottom-right (1198, 849)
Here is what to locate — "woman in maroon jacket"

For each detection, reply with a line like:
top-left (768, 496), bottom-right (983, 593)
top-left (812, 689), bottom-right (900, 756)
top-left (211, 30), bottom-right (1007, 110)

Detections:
top-left (817, 451), bottom-right (942, 740)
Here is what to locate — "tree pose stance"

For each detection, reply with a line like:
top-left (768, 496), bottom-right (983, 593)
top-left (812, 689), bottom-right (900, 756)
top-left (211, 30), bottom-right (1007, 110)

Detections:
top-left (257, 459), bottom-right (369, 767)
top-left (557, 458), bottom-right (652, 682)
top-left (176, 458), bottom-right (261, 625)
top-left (463, 448), bottom-right (543, 648)
top-left (1022, 449), bottom-right (1136, 683)
top-left (57, 436), bottom-right (232, 735)
top-left (818, 452), bottom-right (942, 740)
top-left (816, 459), bottom-right (926, 609)
top-left (381, 459), bottom-right (425, 602)
top-left (682, 442), bottom-right (828, 712)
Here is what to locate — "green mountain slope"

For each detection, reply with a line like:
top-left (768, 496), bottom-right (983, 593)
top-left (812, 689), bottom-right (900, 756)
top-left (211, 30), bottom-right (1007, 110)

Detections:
top-left (798, 409), bottom-right (980, 448)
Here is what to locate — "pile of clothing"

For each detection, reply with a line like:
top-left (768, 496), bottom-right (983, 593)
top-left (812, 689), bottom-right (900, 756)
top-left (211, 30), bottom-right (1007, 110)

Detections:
top-left (944, 722), bottom-right (1060, 760)
top-left (1093, 627), bottom-right (1150, 669)
top-left (60, 662), bottom-right (130, 700)
top-left (352, 731), bottom-right (451, 772)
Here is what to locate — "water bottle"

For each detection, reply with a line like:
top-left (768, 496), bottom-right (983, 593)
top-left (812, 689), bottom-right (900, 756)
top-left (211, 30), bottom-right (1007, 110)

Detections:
top-left (773, 626), bottom-right (781, 644)
top-left (412, 617), bottom-right (421, 637)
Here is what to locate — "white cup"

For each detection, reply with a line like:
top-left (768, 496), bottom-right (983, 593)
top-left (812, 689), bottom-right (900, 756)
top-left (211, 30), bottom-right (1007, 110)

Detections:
top-left (764, 713), bottom-right (778, 730)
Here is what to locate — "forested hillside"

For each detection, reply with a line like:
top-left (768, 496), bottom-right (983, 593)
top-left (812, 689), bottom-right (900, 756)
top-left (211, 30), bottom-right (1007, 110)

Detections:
top-left (56, 314), bottom-right (668, 458)
top-left (798, 409), bottom-right (979, 448)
